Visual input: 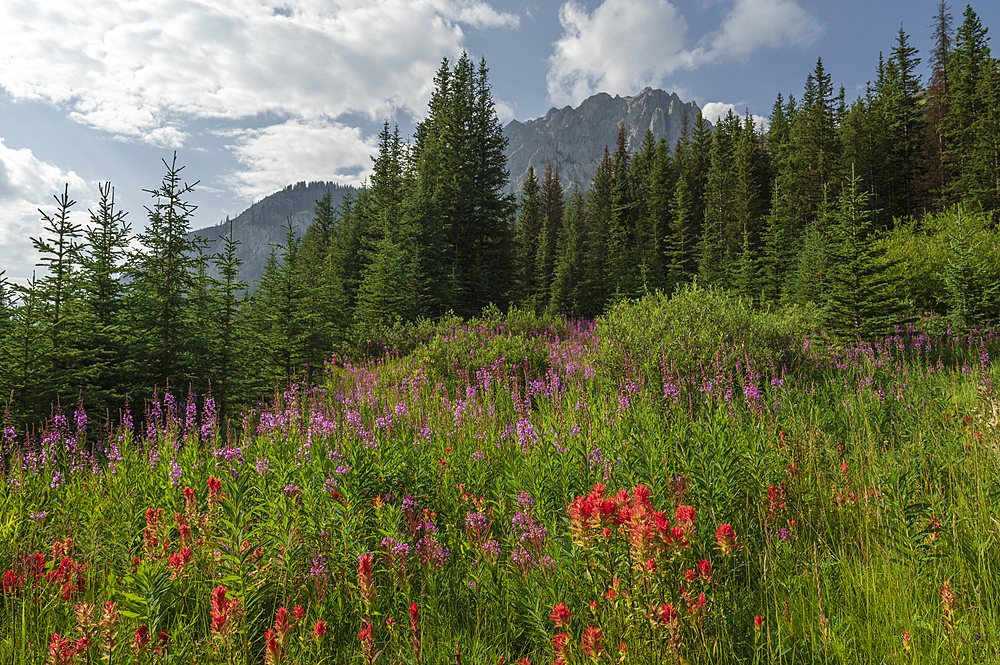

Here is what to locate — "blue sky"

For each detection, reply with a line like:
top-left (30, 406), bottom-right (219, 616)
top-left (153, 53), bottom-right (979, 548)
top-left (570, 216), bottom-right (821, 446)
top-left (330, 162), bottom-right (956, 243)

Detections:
top-left (1, 0), bottom-right (997, 281)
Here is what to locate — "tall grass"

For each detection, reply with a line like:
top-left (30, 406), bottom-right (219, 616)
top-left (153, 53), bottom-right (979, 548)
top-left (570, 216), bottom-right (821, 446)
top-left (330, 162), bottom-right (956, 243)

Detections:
top-left (2, 295), bottom-right (998, 664)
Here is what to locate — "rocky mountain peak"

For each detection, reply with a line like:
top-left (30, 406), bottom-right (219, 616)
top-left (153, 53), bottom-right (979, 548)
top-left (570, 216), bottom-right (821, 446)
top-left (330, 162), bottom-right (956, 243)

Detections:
top-left (503, 87), bottom-right (704, 193)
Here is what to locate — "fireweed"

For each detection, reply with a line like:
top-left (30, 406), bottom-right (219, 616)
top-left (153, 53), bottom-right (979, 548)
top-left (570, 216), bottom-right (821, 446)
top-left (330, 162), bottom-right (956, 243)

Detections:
top-left (1, 311), bottom-right (998, 663)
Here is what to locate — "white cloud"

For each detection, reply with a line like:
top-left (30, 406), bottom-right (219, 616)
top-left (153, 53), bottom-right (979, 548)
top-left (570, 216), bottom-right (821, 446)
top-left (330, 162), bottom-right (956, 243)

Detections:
top-left (0, 0), bottom-right (519, 143)
top-left (706, 0), bottom-right (821, 58)
top-left (547, 0), bottom-right (694, 107)
top-left (547, 0), bottom-right (820, 107)
top-left (0, 139), bottom-right (91, 280)
top-left (700, 102), bottom-right (768, 130)
top-left (224, 118), bottom-right (377, 202)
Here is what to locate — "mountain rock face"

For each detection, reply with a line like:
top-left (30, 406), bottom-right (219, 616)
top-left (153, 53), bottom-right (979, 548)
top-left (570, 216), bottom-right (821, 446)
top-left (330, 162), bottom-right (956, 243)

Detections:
top-left (503, 87), bottom-right (703, 193)
top-left (193, 181), bottom-right (352, 287)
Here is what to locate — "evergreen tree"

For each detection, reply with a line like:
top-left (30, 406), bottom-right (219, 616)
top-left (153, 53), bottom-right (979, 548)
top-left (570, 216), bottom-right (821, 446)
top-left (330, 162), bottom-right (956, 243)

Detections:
top-left (645, 137), bottom-right (675, 291)
top-left (79, 182), bottom-right (131, 413)
top-left (760, 183), bottom-right (793, 305)
top-left (940, 207), bottom-right (1000, 328)
top-left (536, 162), bottom-right (564, 309)
top-left (31, 185), bottom-right (86, 405)
top-left (580, 148), bottom-right (614, 315)
top-left (921, 1), bottom-right (955, 205)
top-left (942, 5), bottom-right (992, 206)
top-left (825, 168), bottom-right (907, 337)
top-left (515, 166), bottom-right (543, 305)
top-left (783, 58), bottom-right (841, 232)
top-left (4, 276), bottom-right (48, 424)
top-left (211, 220), bottom-right (247, 422)
top-left (549, 189), bottom-right (588, 315)
top-left (127, 153), bottom-right (207, 393)
top-left (411, 54), bottom-right (516, 317)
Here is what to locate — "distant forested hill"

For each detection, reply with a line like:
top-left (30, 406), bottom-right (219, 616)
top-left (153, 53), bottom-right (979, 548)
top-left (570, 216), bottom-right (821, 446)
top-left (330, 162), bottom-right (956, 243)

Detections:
top-left (192, 181), bottom-right (353, 286)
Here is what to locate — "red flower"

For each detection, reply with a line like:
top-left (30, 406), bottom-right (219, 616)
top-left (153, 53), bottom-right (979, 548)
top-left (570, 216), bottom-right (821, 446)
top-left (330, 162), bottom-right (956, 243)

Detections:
top-left (133, 625), bottom-right (150, 653)
top-left (580, 626), bottom-right (603, 657)
top-left (697, 558), bottom-right (712, 581)
top-left (293, 605), bottom-right (305, 621)
top-left (549, 602), bottom-right (572, 628)
top-left (264, 629), bottom-right (281, 665)
top-left (715, 523), bottom-right (738, 554)
top-left (358, 553), bottom-right (375, 607)
top-left (274, 606), bottom-right (292, 644)
top-left (675, 504), bottom-right (696, 527)
top-left (660, 603), bottom-right (678, 626)
top-left (754, 615), bottom-right (764, 629)
top-left (313, 620), bottom-right (327, 639)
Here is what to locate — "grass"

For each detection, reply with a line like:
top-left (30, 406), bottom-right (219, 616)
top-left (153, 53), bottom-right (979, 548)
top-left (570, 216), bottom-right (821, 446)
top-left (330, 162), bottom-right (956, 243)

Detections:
top-left (2, 293), bottom-right (999, 664)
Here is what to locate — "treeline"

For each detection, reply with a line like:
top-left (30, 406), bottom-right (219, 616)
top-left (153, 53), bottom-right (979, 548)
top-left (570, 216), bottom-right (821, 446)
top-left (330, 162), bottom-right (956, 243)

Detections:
top-left (2, 5), bottom-right (1000, 430)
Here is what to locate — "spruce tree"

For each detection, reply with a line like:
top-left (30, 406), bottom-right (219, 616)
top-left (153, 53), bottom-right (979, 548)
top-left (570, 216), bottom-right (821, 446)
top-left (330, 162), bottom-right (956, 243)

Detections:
top-left (127, 153), bottom-right (206, 394)
top-left (515, 166), bottom-right (543, 305)
top-left (211, 220), bottom-right (247, 422)
top-left (79, 182), bottom-right (131, 413)
top-left (549, 189), bottom-right (587, 316)
top-left (942, 5), bottom-right (992, 206)
top-left (825, 168), bottom-right (907, 337)
top-left (31, 185), bottom-right (86, 405)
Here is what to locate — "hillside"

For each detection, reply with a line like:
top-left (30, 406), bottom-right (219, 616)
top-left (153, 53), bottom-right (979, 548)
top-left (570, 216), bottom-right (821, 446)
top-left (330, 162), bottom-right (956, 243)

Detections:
top-left (193, 181), bottom-right (353, 286)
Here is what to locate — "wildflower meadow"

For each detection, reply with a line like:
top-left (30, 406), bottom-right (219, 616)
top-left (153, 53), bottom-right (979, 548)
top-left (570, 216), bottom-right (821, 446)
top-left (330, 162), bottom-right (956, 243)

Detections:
top-left (2, 286), bottom-right (999, 664)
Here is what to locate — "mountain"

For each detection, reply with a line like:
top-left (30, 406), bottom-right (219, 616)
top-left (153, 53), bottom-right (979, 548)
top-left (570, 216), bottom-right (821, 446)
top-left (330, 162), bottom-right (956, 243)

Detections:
top-left (193, 181), bottom-right (353, 287)
top-left (191, 88), bottom-right (702, 287)
top-left (503, 87), bottom-right (704, 193)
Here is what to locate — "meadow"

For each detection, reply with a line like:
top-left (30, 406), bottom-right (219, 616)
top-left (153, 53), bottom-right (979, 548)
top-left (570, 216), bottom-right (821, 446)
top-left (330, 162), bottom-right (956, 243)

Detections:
top-left (2, 285), bottom-right (999, 664)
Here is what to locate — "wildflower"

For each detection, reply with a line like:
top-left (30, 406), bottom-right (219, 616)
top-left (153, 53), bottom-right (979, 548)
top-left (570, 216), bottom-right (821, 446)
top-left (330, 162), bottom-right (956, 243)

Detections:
top-left (754, 615), bottom-right (764, 629)
top-left (697, 558), bottom-right (712, 581)
top-left (689, 593), bottom-right (707, 616)
top-left (358, 553), bottom-right (375, 609)
top-left (549, 602), bottom-right (572, 629)
top-left (313, 619), bottom-right (327, 639)
top-left (675, 504), bottom-right (696, 528)
top-left (358, 618), bottom-right (377, 664)
top-left (133, 626), bottom-right (150, 654)
top-left (901, 630), bottom-right (912, 652)
top-left (552, 632), bottom-right (571, 664)
top-left (410, 602), bottom-right (421, 663)
top-left (580, 626), bottom-right (603, 658)
top-left (47, 633), bottom-right (77, 665)
top-left (659, 603), bottom-right (677, 626)
top-left (293, 605), bottom-right (305, 621)
top-left (154, 631), bottom-right (169, 657)
top-left (274, 606), bottom-right (292, 645)
top-left (941, 580), bottom-right (957, 619)
top-left (3, 569), bottom-right (23, 595)
top-left (715, 523), bottom-right (738, 554)
top-left (264, 629), bottom-right (281, 665)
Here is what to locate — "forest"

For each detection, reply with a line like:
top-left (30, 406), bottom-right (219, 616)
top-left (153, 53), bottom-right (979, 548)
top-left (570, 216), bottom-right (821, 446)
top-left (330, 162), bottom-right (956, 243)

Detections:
top-left (0, 5), bottom-right (998, 430)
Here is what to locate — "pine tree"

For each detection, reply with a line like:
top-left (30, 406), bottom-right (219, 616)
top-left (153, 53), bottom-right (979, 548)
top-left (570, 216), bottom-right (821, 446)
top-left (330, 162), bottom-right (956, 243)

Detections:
top-left (942, 5), bottom-right (992, 206)
top-left (580, 148), bottom-right (614, 315)
top-left (4, 276), bottom-right (49, 424)
top-left (536, 162), bottom-right (564, 308)
top-left (825, 168), bottom-right (907, 337)
top-left (515, 166), bottom-right (543, 305)
top-left (211, 220), bottom-right (247, 422)
top-left (645, 137), bottom-right (674, 291)
top-left (921, 1), bottom-right (955, 205)
top-left (79, 182), bottom-right (131, 413)
top-left (783, 58), bottom-right (841, 232)
top-left (760, 183), bottom-right (793, 305)
top-left (31, 185), bottom-right (86, 405)
top-left (411, 54), bottom-right (516, 317)
top-left (549, 189), bottom-right (588, 315)
top-left (127, 153), bottom-right (207, 393)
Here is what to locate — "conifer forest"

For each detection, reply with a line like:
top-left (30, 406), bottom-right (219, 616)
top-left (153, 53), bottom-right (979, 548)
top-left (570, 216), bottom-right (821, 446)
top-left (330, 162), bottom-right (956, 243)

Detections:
top-left (3, 4), bottom-right (1000, 664)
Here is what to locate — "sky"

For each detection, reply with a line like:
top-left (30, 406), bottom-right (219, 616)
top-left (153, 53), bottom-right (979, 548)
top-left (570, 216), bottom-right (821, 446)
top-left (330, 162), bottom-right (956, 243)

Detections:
top-left (1, 0), bottom-right (997, 282)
